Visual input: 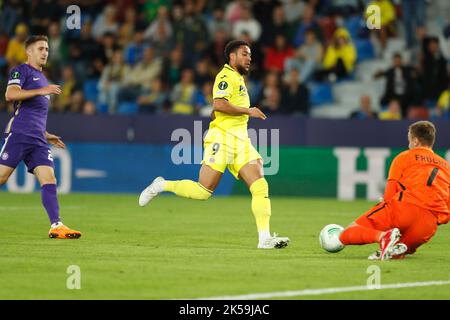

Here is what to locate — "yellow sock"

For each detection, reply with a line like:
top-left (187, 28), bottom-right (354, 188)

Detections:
top-left (250, 178), bottom-right (271, 235)
top-left (163, 180), bottom-right (212, 200)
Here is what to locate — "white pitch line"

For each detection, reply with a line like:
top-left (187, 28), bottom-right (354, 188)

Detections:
top-left (196, 280), bottom-right (450, 300)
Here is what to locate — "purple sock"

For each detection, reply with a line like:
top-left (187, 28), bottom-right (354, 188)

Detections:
top-left (41, 184), bottom-right (61, 225)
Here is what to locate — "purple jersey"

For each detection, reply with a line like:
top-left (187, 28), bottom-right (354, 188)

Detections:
top-left (5, 63), bottom-right (49, 145)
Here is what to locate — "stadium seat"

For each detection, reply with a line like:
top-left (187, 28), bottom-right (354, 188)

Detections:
top-left (83, 79), bottom-right (99, 103)
top-left (344, 15), bottom-right (363, 39)
top-left (355, 39), bottom-right (375, 62)
top-left (95, 103), bottom-right (109, 114)
top-left (308, 82), bottom-right (334, 106)
top-left (117, 102), bottom-right (138, 114)
top-left (424, 99), bottom-right (437, 109)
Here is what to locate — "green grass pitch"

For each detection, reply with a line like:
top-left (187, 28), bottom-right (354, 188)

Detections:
top-left (0, 193), bottom-right (449, 299)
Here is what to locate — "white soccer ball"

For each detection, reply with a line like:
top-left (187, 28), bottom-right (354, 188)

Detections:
top-left (319, 224), bottom-right (345, 253)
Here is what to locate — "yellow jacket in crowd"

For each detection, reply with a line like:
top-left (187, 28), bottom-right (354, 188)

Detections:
top-left (323, 28), bottom-right (357, 73)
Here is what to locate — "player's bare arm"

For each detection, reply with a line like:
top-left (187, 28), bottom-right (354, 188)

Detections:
top-left (5, 84), bottom-right (61, 102)
top-left (213, 98), bottom-right (267, 120)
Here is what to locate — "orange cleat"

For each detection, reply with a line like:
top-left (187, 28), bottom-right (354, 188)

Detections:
top-left (49, 224), bottom-right (82, 239)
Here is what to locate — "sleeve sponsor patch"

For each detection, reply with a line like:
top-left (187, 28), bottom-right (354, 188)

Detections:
top-left (215, 90), bottom-right (228, 96)
top-left (7, 79), bottom-right (21, 85)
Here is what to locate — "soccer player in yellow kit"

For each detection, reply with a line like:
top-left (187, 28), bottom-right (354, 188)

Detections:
top-left (139, 40), bottom-right (289, 249)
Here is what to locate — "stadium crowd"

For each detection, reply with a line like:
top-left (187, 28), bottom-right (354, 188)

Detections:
top-left (0, 0), bottom-right (449, 119)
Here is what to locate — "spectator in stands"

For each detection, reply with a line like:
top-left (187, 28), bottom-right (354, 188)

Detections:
top-left (170, 68), bottom-right (197, 115)
top-left (280, 68), bottom-right (310, 116)
top-left (350, 95), bottom-right (378, 119)
top-left (176, 0), bottom-right (209, 64)
top-left (208, 28), bottom-right (231, 69)
top-left (124, 29), bottom-right (148, 66)
top-left (68, 90), bottom-right (85, 114)
top-left (410, 26), bottom-right (427, 69)
top-left (47, 21), bottom-right (67, 81)
top-left (253, 0), bottom-right (282, 26)
top-left (152, 23), bottom-right (175, 60)
top-left (54, 65), bottom-right (81, 112)
top-left (144, 5), bottom-right (173, 45)
top-left (68, 34), bottom-right (97, 83)
top-left (281, 0), bottom-right (305, 25)
top-left (379, 99), bottom-right (402, 120)
top-left (238, 31), bottom-right (265, 80)
top-left (261, 87), bottom-right (282, 115)
top-left (264, 34), bottom-right (295, 73)
top-left (172, 3), bottom-right (185, 44)
top-left (142, 0), bottom-right (171, 23)
top-left (292, 4), bottom-right (323, 48)
top-left (194, 58), bottom-right (214, 88)
top-left (421, 37), bottom-right (448, 102)
top-left (260, 4), bottom-right (292, 48)
top-left (118, 6), bottom-right (137, 48)
top-left (73, 20), bottom-right (105, 81)
top-left (366, 0), bottom-right (396, 49)
top-left (76, 20), bottom-right (102, 65)
top-left (193, 80), bottom-right (214, 117)
top-left (444, 23), bottom-right (450, 57)
top-left (0, 31), bottom-right (8, 77)
top-left (98, 49), bottom-right (129, 114)
top-left (82, 101), bottom-right (97, 116)
top-left (0, 32), bottom-right (8, 61)
top-left (316, 27), bottom-right (357, 82)
top-left (5, 23), bottom-right (28, 68)
top-left (402, 0), bottom-right (426, 48)
top-left (408, 103), bottom-right (429, 120)
top-left (0, 0), bottom-right (24, 37)
top-left (285, 28), bottom-right (323, 83)
top-left (207, 6), bottom-right (231, 39)
top-left (118, 47), bottom-right (163, 106)
top-left (161, 44), bottom-right (184, 87)
top-left (137, 78), bottom-right (169, 114)
top-left (92, 5), bottom-right (120, 40)
top-left (232, 3), bottom-right (262, 42)
top-left (225, 0), bottom-right (248, 26)
top-left (259, 71), bottom-right (281, 111)
top-left (29, 0), bottom-right (62, 35)
top-left (99, 32), bottom-right (120, 66)
top-left (374, 52), bottom-right (417, 117)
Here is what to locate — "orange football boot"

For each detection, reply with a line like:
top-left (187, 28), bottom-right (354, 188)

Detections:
top-left (49, 224), bottom-right (82, 239)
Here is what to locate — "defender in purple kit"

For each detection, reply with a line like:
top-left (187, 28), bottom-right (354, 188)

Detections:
top-left (1, 35), bottom-right (81, 239)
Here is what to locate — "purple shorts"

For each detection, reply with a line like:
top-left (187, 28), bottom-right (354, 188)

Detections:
top-left (0, 132), bottom-right (54, 173)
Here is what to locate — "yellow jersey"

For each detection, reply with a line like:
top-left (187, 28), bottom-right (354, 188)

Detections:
top-left (210, 64), bottom-right (250, 139)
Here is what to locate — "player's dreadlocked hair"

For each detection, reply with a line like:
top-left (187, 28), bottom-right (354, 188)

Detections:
top-left (25, 35), bottom-right (48, 48)
top-left (224, 40), bottom-right (250, 64)
top-left (409, 121), bottom-right (436, 147)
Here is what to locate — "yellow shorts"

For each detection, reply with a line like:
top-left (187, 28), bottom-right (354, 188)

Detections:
top-left (202, 128), bottom-right (262, 179)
